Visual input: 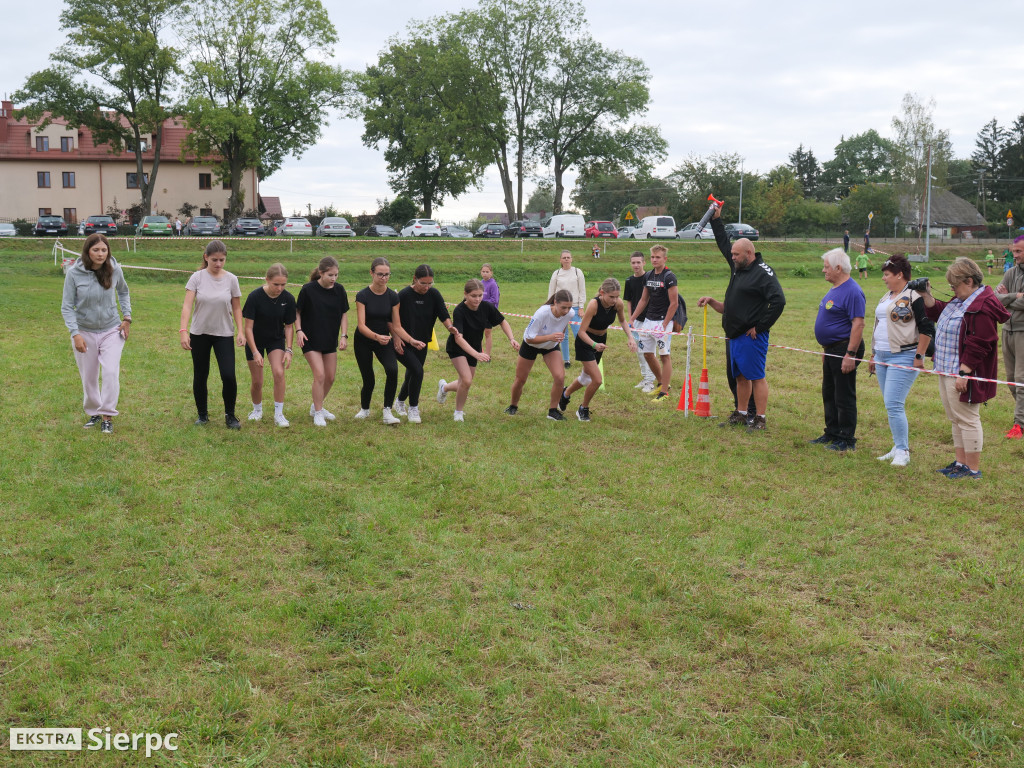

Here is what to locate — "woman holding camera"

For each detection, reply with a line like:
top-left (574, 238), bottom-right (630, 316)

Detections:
top-left (867, 255), bottom-right (934, 466)
top-left (920, 258), bottom-right (1009, 480)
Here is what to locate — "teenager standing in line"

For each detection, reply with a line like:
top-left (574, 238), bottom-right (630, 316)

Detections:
top-left (506, 289), bottom-right (575, 420)
top-left (179, 240), bottom-right (244, 429)
top-left (623, 250), bottom-right (657, 392)
top-left (393, 264), bottom-right (459, 423)
top-left (548, 250), bottom-right (586, 368)
top-left (481, 263), bottom-right (500, 357)
top-left (295, 256), bottom-right (349, 427)
top-left (243, 263), bottom-right (296, 427)
top-left (61, 233), bottom-right (132, 434)
top-left (557, 278), bottom-right (636, 421)
top-left (438, 279), bottom-right (519, 421)
top-left (628, 244), bottom-right (680, 402)
top-left (354, 257), bottom-right (415, 425)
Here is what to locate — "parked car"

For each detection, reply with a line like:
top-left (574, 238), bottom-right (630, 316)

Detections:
top-left (724, 222), bottom-right (760, 241)
top-left (616, 226), bottom-right (637, 239)
top-left (635, 215), bottom-right (676, 239)
top-left (226, 217), bottom-right (265, 236)
top-left (541, 213), bottom-right (586, 238)
top-left (676, 222), bottom-right (713, 240)
top-left (83, 215), bottom-right (117, 237)
top-left (440, 225), bottom-right (473, 238)
top-left (501, 220), bottom-right (544, 238)
top-left (585, 221), bottom-right (618, 238)
top-left (364, 224), bottom-right (399, 237)
top-left (136, 215), bottom-right (172, 236)
top-left (316, 217), bottom-right (355, 237)
top-left (34, 215), bottom-right (68, 236)
top-left (268, 219), bottom-right (285, 236)
top-left (400, 218), bottom-right (442, 237)
top-left (185, 216), bottom-right (221, 236)
top-left (475, 223), bottom-right (507, 238)
top-left (0, 222), bottom-right (17, 237)
top-left (280, 217), bottom-right (313, 236)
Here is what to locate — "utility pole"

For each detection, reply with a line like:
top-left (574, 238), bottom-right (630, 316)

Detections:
top-left (737, 171), bottom-right (744, 224)
top-left (925, 144), bottom-right (933, 262)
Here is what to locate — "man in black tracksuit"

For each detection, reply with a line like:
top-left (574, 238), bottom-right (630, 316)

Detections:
top-left (698, 205), bottom-right (786, 430)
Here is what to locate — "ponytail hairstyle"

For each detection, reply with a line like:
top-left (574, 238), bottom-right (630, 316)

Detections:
top-left (202, 239), bottom-right (227, 269)
top-left (370, 256), bottom-right (390, 275)
top-left (80, 233), bottom-right (113, 289)
top-left (464, 278), bottom-right (484, 294)
top-left (599, 277), bottom-right (621, 294)
top-left (413, 264), bottom-right (434, 280)
top-left (310, 255), bottom-right (339, 283)
top-left (545, 289), bottom-right (573, 306)
top-left (266, 262), bottom-right (288, 281)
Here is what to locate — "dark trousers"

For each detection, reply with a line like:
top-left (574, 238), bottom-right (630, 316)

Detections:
top-left (725, 339), bottom-right (756, 415)
top-left (821, 339), bottom-right (864, 444)
top-left (354, 336), bottom-right (398, 409)
top-left (190, 334), bottom-right (236, 418)
top-left (397, 346), bottom-right (428, 407)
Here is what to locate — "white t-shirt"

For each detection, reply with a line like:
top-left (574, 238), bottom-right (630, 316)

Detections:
top-left (186, 269), bottom-right (241, 336)
top-left (523, 304), bottom-right (573, 350)
top-left (872, 295), bottom-right (891, 352)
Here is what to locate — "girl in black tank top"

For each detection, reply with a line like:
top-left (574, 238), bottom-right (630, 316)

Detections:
top-left (557, 279), bottom-right (638, 421)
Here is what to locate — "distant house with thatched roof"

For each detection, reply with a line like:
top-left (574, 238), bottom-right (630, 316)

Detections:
top-left (899, 188), bottom-right (986, 238)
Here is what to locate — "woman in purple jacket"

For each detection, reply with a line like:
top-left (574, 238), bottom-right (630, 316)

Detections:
top-left (921, 257), bottom-right (1010, 480)
top-left (480, 263), bottom-right (500, 357)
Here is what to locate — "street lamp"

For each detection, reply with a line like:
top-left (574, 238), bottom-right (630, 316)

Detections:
top-left (737, 171), bottom-right (744, 224)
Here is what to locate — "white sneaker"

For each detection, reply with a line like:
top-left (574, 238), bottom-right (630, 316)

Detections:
top-left (876, 447), bottom-right (897, 461)
top-left (634, 380), bottom-right (646, 389)
top-left (453, 411), bottom-right (464, 422)
top-left (321, 407), bottom-right (336, 421)
top-left (354, 408), bottom-right (370, 419)
top-left (641, 382), bottom-right (657, 394)
top-left (382, 407), bottom-right (401, 425)
top-left (274, 412), bottom-right (290, 428)
top-left (407, 406), bottom-right (421, 423)
top-left (437, 379), bottom-right (448, 404)
top-left (248, 407), bottom-right (263, 421)
top-left (891, 449), bottom-right (911, 467)
top-left (394, 401), bottom-right (407, 416)
top-left (313, 411), bottom-right (327, 427)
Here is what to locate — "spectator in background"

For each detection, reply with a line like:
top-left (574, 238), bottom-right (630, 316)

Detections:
top-left (843, 230), bottom-right (850, 254)
top-left (547, 250), bottom-right (586, 369)
top-left (995, 236), bottom-right (1024, 439)
top-left (864, 230), bottom-right (873, 254)
top-left (986, 249), bottom-right (995, 275)
top-left (174, 217), bottom-right (182, 236)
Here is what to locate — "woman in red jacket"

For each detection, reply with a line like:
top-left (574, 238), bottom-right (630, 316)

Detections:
top-left (921, 257), bottom-right (1010, 480)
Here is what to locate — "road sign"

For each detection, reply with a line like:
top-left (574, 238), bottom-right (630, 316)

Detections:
top-left (868, 211), bottom-right (874, 220)
top-left (1008, 210), bottom-right (1014, 218)
top-left (894, 216), bottom-right (899, 224)
top-left (624, 211), bottom-right (634, 221)
top-left (1009, 218), bottom-right (1014, 228)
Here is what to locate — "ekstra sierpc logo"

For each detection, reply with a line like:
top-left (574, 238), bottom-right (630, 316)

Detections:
top-left (9, 727), bottom-right (178, 756)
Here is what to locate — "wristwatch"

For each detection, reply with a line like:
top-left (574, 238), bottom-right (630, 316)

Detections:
top-left (914, 354), bottom-right (923, 360)
top-left (846, 349), bottom-right (857, 357)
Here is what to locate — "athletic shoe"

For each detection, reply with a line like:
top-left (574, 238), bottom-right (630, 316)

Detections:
top-left (313, 412), bottom-right (327, 427)
top-left (504, 405), bottom-right (518, 415)
top-left (808, 434), bottom-right (833, 445)
top-left (100, 419), bottom-right (113, 434)
top-left (310, 403), bottom-right (335, 421)
top-left (719, 410), bottom-right (747, 428)
top-left (274, 413), bottom-right (290, 428)
top-left (453, 411), bottom-right (465, 422)
top-left (936, 461), bottom-right (962, 475)
top-left (634, 380), bottom-right (647, 389)
top-left (394, 401), bottom-right (407, 416)
top-left (558, 388), bottom-right (570, 412)
top-left (382, 407), bottom-right (401, 425)
top-left (576, 405), bottom-right (590, 422)
top-left (747, 415), bottom-right (767, 431)
top-left (641, 381), bottom-right (657, 394)
top-left (194, 416), bottom-right (209, 426)
top-left (651, 390), bottom-right (669, 402)
top-left (890, 449), bottom-right (910, 467)
top-left (947, 466), bottom-right (982, 480)
top-left (407, 406), bottom-right (421, 424)
top-left (84, 415), bottom-right (102, 428)
top-left (547, 408), bottom-right (565, 421)
top-left (826, 440), bottom-right (853, 452)
top-left (248, 407), bottom-right (263, 421)
top-left (353, 408), bottom-right (370, 419)
top-left (564, 361), bottom-right (571, 369)
top-left (226, 414), bottom-right (241, 430)
top-left (437, 379), bottom-right (448, 404)
top-left (1006, 423), bottom-right (1023, 439)
top-left (876, 447), bottom-right (897, 461)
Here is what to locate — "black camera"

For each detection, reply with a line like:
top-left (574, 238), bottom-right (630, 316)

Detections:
top-left (907, 277), bottom-right (930, 292)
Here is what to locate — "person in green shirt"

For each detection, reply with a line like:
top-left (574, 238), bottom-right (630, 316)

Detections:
top-left (1005, 248), bottom-right (1014, 272)
top-left (855, 252), bottom-right (870, 278)
top-left (986, 249), bottom-right (995, 275)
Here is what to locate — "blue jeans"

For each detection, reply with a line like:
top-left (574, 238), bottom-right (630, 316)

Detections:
top-left (561, 307), bottom-right (583, 363)
top-left (874, 348), bottom-right (920, 451)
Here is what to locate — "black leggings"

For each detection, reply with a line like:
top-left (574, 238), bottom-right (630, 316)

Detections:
top-left (353, 335), bottom-right (398, 409)
top-left (397, 346), bottom-right (429, 406)
top-left (190, 334), bottom-right (237, 418)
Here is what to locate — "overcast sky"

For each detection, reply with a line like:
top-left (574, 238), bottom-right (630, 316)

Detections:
top-left (4, 0), bottom-right (1020, 222)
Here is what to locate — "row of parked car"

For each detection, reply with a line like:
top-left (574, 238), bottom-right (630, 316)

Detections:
top-left (475, 215), bottom-right (760, 241)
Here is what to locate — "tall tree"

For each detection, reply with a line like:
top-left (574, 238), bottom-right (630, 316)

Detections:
top-left (818, 130), bottom-right (898, 200)
top-left (840, 184), bottom-right (900, 239)
top-left (180, 0), bottom-right (350, 219)
top-left (999, 114), bottom-right (1024, 210)
top-left (745, 166), bottom-right (801, 236)
top-left (787, 143), bottom-right (821, 198)
top-left (668, 152), bottom-right (746, 223)
top-left (971, 118), bottom-right (1007, 206)
top-left (570, 164), bottom-right (675, 221)
top-left (890, 93), bottom-right (953, 241)
top-left (533, 35), bottom-right (665, 214)
top-left (360, 34), bottom-right (495, 218)
top-left (525, 180), bottom-right (554, 215)
top-left (14, 0), bottom-right (183, 216)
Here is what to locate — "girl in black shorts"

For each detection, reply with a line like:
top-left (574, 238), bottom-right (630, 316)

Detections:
top-left (296, 256), bottom-right (349, 427)
top-left (506, 289), bottom-right (574, 420)
top-left (438, 279), bottom-right (519, 422)
top-left (243, 263), bottom-right (297, 427)
top-left (557, 277), bottom-right (636, 421)
top-left (354, 257), bottom-right (418, 425)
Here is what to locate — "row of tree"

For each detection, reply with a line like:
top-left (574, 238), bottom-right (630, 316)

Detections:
top-left (14, 0), bottom-right (351, 221)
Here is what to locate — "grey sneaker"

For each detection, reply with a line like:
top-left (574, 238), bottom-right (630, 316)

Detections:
top-left (576, 405), bottom-right (590, 422)
top-left (719, 410), bottom-right (747, 428)
top-left (84, 415), bottom-right (102, 428)
top-left (226, 414), bottom-right (241, 430)
top-left (100, 419), bottom-right (113, 434)
top-left (437, 379), bottom-right (448, 404)
top-left (504, 405), bottom-right (518, 415)
top-left (547, 408), bottom-right (565, 421)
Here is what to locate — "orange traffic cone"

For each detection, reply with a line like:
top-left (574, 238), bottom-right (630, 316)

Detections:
top-left (695, 368), bottom-right (712, 417)
top-left (677, 374), bottom-right (695, 413)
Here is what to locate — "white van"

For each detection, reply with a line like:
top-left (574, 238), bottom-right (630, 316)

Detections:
top-left (541, 213), bottom-right (586, 238)
top-left (636, 215), bottom-right (676, 239)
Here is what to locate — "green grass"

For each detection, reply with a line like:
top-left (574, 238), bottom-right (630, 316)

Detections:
top-left (1, 239), bottom-right (1021, 766)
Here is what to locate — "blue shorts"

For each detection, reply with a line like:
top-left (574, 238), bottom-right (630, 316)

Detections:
top-left (729, 332), bottom-right (769, 381)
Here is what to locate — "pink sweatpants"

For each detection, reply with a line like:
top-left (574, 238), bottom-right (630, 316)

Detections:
top-left (72, 327), bottom-right (126, 417)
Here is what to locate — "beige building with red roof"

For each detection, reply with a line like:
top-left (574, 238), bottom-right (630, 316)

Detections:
top-left (0, 99), bottom-right (258, 224)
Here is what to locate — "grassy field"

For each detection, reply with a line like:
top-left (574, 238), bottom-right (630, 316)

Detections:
top-left (1, 237), bottom-right (1021, 767)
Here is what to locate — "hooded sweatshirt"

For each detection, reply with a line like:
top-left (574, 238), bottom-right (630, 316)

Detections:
top-left (61, 256), bottom-right (131, 336)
